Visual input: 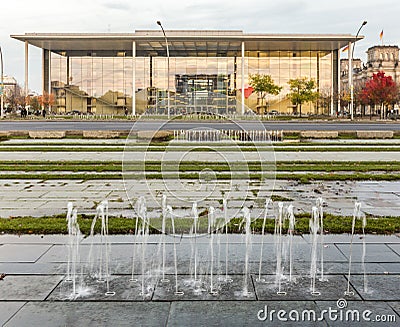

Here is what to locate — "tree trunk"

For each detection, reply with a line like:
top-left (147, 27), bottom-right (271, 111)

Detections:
top-left (299, 104), bottom-right (302, 117)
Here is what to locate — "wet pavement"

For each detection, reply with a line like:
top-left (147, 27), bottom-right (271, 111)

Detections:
top-left (1, 179), bottom-right (399, 218)
top-left (0, 233), bottom-right (399, 326)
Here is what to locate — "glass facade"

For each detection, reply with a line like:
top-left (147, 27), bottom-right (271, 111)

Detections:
top-left (241, 51), bottom-right (332, 114)
top-left (49, 45), bottom-right (334, 115)
top-left (136, 57), bottom-right (237, 115)
top-left (51, 53), bottom-right (133, 114)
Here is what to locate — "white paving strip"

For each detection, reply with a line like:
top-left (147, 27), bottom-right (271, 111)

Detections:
top-left (1, 151), bottom-right (400, 162)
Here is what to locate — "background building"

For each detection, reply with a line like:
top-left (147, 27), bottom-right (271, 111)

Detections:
top-left (2, 76), bottom-right (17, 98)
top-left (12, 30), bottom-right (359, 116)
top-left (340, 45), bottom-right (400, 114)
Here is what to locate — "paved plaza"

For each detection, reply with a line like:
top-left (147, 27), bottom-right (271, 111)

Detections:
top-left (0, 179), bottom-right (399, 218)
top-left (0, 233), bottom-right (399, 326)
top-left (2, 150), bottom-right (400, 162)
top-left (0, 137), bottom-right (399, 326)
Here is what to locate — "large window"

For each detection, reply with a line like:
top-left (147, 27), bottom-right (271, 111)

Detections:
top-left (50, 54), bottom-right (133, 114)
top-left (244, 51), bottom-right (332, 114)
top-left (50, 48), bottom-right (332, 115)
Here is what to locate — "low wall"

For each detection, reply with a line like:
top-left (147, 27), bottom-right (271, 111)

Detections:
top-left (8, 131), bottom-right (29, 137)
top-left (0, 131), bottom-right (10, 138)
top-left (28, 131), bottom-right (66, 139)
top-left (137, 130), bottom-right (173, 140)
top-left (65, 130), bottom-right (83, 137)
top-left (356, 131), bottom-right (394, 139)
top-left (300, 131), bottom-right (338, 139)
top-left (82, 130), bottom-right (120, 138)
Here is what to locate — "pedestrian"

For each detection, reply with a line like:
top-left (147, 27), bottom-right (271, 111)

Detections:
top-left (42, 109), bottom-right (46, 118)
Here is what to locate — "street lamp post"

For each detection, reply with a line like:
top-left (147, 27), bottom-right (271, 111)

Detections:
top-left (157, 21), bottom-right (170, 119)
top-left (350, 20), bottom-right (367, 121)
top-left (0, 46), bottom-right (4, 119)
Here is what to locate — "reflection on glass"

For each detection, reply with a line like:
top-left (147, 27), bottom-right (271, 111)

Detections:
top-left (50, 49), bottom-right (332, 115)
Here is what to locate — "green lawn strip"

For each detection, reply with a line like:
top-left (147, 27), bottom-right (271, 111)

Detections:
top-left (0, 161), bottom-right (400, 173)
top-left (0, 172), bottom-right (400, 181)
top-left (276, 162), bottom-right (400, 172)
top-left (275, 173), bottom-right (400, 183)
top-left (1, 214), bottom-right (398, 235)
top-left (0, 163), bottom-right (123, 172)
top-left (1, 146), bottom-right (400, 152)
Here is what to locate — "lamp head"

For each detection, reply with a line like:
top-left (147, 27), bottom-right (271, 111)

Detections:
top-left (362, 21), bottom-right (367, 26)
top-left (156, 21), bottom-right (162, 26)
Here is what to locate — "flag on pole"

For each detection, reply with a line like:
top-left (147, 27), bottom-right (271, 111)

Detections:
top-left (244, 86), bottom-right (254, 99)
top-left (342, 45), bottom-right (349, 52)
top-left (379, 30), bottom-right (384, 40)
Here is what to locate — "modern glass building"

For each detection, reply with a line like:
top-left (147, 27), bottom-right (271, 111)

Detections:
top-left (11, 30), bottom-right (361, 116)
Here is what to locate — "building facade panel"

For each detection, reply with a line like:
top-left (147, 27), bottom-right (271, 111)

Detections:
top-left (12, 30), bottom-right (358, 115)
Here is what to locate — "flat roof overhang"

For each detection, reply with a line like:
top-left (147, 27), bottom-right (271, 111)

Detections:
top-left (11, 30), bottom-right (363, 56)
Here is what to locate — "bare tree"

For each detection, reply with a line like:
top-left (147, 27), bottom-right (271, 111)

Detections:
top-left (5, 83), bottom-right (24, 113)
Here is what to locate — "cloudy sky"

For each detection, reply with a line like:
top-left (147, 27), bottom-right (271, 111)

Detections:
top-left (2, 0), bottom-right (399, 92)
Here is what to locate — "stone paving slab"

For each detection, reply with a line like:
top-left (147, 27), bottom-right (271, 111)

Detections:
top-left (37, 243), bottom-right (161, 265)
top-left (0, 244), bottom-right (52, 262)
top-left (0, 201), bottom-right (44, 210)
top-left (0, 234), bottom-right (75, 244)
top-left (387, 244), bottom-right (400, 256)
top-left (349, 275), bottom-right (400, 301)
top-left (302, 234), bottom-right (400, 244)
top-left (0, 302), bottom-right (26, 327)
top-left (315, 301), bottom-right (398, 326)
top-left (48, 275), bottom-right (157, 301)
top-left (377, 263), bottom-right (400, 274)
top-left (0, 208), bottom-right (65, 218)
top-left (4, 302), bottom-right (170, 327)
top-left (167, 301), bottom-right (328, 327)
top-left (253, 275), bottom-right (361, 301)
top-left (283, 261), bottom-right (389, 276)
top-left (179, 234), bottom-right (308, 244)
top-left (153, 274), bottom-right (255, 301)
top-left (335, 244), bottom-right (400, 262)
top-left (0, 275), bottom-right (62, 300)
top-left (388, 302), bottom-right (400, 317)
top-left (0, 262), bottom-right (65, 274)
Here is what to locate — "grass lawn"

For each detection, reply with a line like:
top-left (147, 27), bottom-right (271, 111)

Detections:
top-left (1, 213), bottom-right (399, 235)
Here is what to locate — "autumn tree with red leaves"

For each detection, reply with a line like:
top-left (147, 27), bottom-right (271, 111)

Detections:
top-left (359, 71), bottom-right (399, 119)
top-left (38, 91), bottom-right (55, 112)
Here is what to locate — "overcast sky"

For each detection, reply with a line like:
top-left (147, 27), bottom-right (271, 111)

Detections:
top-left (2, 0), bottom-right (399, 92)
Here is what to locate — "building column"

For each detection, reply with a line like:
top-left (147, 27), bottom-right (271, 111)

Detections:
top-left (316, 52), bottom-right (320, 114)
top-left (348, 41), bottom-right (353, 119)
top-left (132, 41), bottom-right (136, 116)
top-left (42, 49), bottom-right (50, 95)
top-left (24, 41), bottom-right (29, 97)
top-left (241, 41), bottom-right (245, 115)
top-left (330, 50), bottom-right (334, 116)
top-left (332, 49), bottom-right (340, 116)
